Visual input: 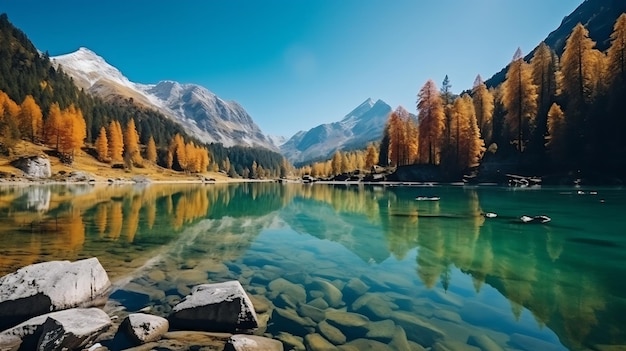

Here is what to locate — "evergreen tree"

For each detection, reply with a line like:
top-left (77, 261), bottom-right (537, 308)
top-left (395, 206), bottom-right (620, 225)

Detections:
top-left (378, 122), bottom-right (391, 166)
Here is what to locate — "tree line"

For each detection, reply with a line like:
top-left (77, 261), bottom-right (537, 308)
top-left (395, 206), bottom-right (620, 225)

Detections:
top-left (384, 14), bottom-right (626, 177)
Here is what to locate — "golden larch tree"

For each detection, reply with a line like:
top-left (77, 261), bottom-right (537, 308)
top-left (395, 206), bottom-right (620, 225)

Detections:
top-left (123, 118), bottom-right (141, 164)
top-left (19, 95), bottom-right (43, 142)
top-left (530, 42), bottom-right (559, 152)
top-left (607, 13), bottom-right (626, 155)
top-left (388, 107), bottom-right (407, 166)
top-left (417, 80), bottom-right (445, 164)
top-left (561, 23), bottom-right (600, 110)
top-left (107, 120), bottom-right (124, 162)
top-left (405, 112), bottom-right (418, 164)
top-left (365, 143), bottom-right (379, 169)
top-left (331, 151), bottom-right (343, 175)
top-left (546, 103), bottom-right (567, 167)
top-left (58, 104), bottom-right (87, 162)
top-left (466, 96), bottom-right (485, 169)
top-left (472, 75), bottom-right (495, 145)
top-left (607, 13), bottom-right (626, 87)
top-left (44, 102), bottom-right (62, 150)
top-left (146, 136), bottom-right (157, 164)
top-left (560, 23), bottom-right (603, 159)
top-left (0, 91), bottom-right (21, 151)
top-left (502, 48), bottom-right (538, 152)
top-left (95, 127), bottom-right (109, 162)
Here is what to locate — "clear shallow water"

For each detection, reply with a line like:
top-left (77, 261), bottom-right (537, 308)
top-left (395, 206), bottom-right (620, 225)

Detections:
top-left (0, 182), bottom-right (624, 350)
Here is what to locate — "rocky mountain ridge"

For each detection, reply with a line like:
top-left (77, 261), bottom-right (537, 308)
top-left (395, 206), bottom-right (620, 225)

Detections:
top-left (52, 48), bottom-right (277, 151)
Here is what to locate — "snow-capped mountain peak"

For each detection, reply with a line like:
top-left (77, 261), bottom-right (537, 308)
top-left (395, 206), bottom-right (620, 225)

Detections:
top-left (280, 98), bottom-right (392, 165)
top-left (53, 47), bottom-right (130, 89)
top-left (52, 48), bottom-right (277, 151)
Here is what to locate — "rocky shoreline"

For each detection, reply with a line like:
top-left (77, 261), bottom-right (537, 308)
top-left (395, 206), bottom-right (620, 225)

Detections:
top-left (0, 258), bottom-right (281, 351)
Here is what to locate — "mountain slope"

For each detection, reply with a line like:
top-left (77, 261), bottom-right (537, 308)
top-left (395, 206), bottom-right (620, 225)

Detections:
top-left (52, 48), bottom-right (276, 150)
top-left (486, 0), bottom-right (626, 87)
top-left (280, 98), bottom-right (392, 165)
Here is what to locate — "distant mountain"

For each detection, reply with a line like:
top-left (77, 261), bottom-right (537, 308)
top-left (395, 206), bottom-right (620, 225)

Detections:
top-left (486, 0), bottom-right (626, 87)
top-left (52, 48), bottom-right (277, 151)
top-left (280, 98), bottom-right (392, 166)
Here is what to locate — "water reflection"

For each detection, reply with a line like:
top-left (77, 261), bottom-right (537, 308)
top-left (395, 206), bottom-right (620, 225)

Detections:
top-left (0, 183), bottom-right (624, 349)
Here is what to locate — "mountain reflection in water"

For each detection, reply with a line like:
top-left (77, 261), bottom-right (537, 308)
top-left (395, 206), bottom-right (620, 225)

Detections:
top-left (0, 182), bottom-right (624, 350)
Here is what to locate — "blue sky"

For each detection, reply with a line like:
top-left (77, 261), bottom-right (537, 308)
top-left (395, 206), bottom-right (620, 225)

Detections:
top-left (2, 0), bottom-right (582, 138)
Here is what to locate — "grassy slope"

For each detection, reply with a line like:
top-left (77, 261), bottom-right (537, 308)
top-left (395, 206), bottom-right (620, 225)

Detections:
top-left (0, 141), bottom-right (231, 182)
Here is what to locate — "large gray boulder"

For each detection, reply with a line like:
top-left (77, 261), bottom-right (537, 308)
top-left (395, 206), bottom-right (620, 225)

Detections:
top-left (0, 307), bottom-right (111, 351)
top-left (122, 313), bottom-right (169, 344)
top-left (10, 155), bottom-right (51, 178)
top-left (0, 258), bottom-right (111, 329)
top-left (169, 281), bottom-right (258, 332)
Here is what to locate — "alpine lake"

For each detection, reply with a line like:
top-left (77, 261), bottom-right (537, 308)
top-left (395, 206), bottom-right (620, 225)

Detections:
top-left (0, 181), bottom-right (624, 351)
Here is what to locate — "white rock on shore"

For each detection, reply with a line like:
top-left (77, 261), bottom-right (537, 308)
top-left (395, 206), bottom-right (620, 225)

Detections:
top-left (0, 307), bottom-right (111, 351)
top-left (0, 258), bottom-right (111, 329)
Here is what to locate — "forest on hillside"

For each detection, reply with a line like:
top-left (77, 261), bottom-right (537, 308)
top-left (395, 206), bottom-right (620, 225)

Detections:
top-left (0, 14), bottom-right (287, 178)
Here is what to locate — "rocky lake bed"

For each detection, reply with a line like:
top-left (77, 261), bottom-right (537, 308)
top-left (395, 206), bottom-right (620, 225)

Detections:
top-left (0, 251), bottom-right (564, 351)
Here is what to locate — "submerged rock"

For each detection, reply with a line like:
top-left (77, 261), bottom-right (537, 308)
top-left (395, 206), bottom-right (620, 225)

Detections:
top-left (0, 258), bottom-right (111, 329)
top-left (310, 279), bottom-right (344, 308)
top-left (268, 278), bottom-right (307, 304)
top-left (304, 333), bottom-right (339, 351)
top-left (122, 313), bottom-right (169, 344)
top-left (169, 281), bottom-right (258, 332)
top-left (0, 308), bottom-right (111, 351)
top-left (224, 334), bottom-right (283, 351)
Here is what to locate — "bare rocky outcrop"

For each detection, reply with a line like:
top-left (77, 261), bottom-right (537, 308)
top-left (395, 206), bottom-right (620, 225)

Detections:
top-left (0, 258), bottom-right (111, 330)
top-left (10, 155), bottom-right (51, 179)
top-left (169, 281), bottom-right (258, 332)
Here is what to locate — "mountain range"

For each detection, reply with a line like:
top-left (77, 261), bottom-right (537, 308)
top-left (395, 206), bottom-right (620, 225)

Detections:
top-left (52, 48), bottom-right (277, 151)
top-left (280, 98), bottom-right (392, 165)
top-left (52, 47), bottom-right (394, 165)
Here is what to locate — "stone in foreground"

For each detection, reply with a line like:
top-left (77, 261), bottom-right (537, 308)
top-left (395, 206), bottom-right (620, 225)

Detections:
top-left (169, 281), bottom-right (258, 332)
top-left (0, 308), bottom-right (111, 351)
top-left (224, 334), bottom-right (283, 351)
top-left (122, 313), bottom-right (169, 344)
top-left (0, 258), bottom-right (111, 329)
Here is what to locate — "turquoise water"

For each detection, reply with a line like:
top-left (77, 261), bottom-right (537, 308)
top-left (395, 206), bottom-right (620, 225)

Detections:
top-left (0, 182), bottom-right (624, 350)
